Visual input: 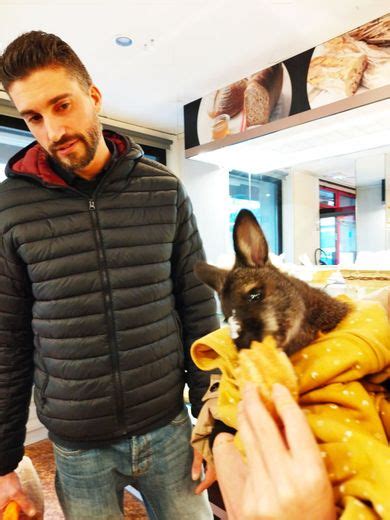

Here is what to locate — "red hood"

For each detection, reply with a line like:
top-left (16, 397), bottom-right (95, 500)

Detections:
top-left (8, 130), bottom-right (131, 188)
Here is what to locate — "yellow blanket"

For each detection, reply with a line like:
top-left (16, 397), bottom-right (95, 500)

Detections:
top-left (191, 297), bottom-right (390, 519)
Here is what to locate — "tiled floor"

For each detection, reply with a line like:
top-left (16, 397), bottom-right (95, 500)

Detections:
top-left (25, 440), bottom-right (148, 519)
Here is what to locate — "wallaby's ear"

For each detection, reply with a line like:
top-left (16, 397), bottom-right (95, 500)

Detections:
top-left (194, 261), bottom-right (228, 293)
top-left (233, 209), bottom-right (268, 267)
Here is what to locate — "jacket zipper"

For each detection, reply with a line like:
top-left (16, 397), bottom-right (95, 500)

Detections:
top-left (89, 197), bottom-right (126, 433)
top-left (8, 168), bottom-right (128, 432)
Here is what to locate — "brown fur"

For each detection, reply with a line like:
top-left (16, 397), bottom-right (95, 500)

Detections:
top-left (195, 209), bottom-right (350, 355)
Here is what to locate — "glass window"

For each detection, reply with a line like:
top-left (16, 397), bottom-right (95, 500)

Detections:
top-left (139, 145), bottom-right (166, 165)
top-left (339, 214), bottom-right (356, 264)
top-left (340, 194), bottom-right (355, 207)
top-left (319, 217), bottom-right (336, 264)
top-left (0, 124), bottom-right (34, 180)
top-left (319, 182), bottom-right (357, 265)
top-left (320, 188), bottom-right (335, 207)
top-left (229, 170), bottom-right (282, 254)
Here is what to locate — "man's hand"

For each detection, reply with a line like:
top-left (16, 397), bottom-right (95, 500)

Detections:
top-left (191, 448), bottom-right (216, 495)
top-left (213, 383), bottom-right (336, 520)
top-left (0, 472), bottom-right (36, 519)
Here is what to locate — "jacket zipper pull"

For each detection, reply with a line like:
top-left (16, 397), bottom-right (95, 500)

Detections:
top-left (89, 200), bottom-right (96, 210)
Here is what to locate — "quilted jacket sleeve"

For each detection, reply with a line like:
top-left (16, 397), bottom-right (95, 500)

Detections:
top-left (171, 181), bottom-right (219, 417)
top-left (0, 234), bottom-right (34, 475)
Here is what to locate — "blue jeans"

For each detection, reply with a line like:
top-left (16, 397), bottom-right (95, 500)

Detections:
top-left (53, 407), bottom-right (213, 520)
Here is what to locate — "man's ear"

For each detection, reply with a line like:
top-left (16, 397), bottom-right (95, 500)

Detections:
top-left (194, 261), bottom-right (228, 293)
top-left (89, 85), bottom-right (102, 112)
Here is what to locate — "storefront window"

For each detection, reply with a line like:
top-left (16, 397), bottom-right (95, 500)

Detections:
top-left (340, 194), bottom-right (356, 207)
top-left (319, 188), bottom-right (335, 207)
top-left (0, 121), bottom-right (34, 180)
top-left (141, 145), bottom-right (166, 165)
top-left (229, 170), bottom-right (282, 254)
top-left (319, 184), bottom-right (356, 264)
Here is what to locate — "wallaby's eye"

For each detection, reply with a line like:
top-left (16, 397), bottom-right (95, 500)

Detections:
top-left (247, 289), bottom-right (263, 303)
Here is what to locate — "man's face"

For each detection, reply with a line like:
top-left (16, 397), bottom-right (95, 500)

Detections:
top-left (8, 66), bottom-right (102, 173)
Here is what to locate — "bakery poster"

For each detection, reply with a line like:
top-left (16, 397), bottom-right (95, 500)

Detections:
top-left (184, 13), bottom-right (390, 152)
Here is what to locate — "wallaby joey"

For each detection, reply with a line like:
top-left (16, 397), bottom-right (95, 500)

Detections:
top-left (195, 209), bottom-right (350, 355)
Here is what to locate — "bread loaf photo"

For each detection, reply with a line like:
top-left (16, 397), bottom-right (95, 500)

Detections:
top-left (307, 14), bottom-right (388, 107)
top-left (308, 54), bottom-right (367, 97)
top-left (208, 79), bottom-right (247, 118)
top-left (244, 63), bottom-right (283, 127)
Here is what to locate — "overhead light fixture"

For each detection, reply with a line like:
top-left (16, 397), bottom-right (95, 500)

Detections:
top-left (114, 35), bottom-right (133, 47)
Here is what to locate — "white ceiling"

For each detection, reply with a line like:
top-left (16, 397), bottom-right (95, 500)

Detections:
top-left (295, 146), bottom-right (389, 187)
top-left (0, 0), bottom-right (389, 134)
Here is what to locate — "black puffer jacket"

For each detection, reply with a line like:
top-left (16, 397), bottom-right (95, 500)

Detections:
top-left (0, 131), bottom-right (218, 475)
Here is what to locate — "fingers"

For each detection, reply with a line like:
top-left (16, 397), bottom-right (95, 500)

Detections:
top-left (213, 433), bottom-right (247, 520)
top-left (271, 384), bottom-right (320, 464)
top-left (194, 464), bottom-right (216, 495)
top-left (213, 433), bottom-right (244, 477)
top-left (191, 448), bottom-right (203, 481)
top-left (240, 384), bottom-right (289, 473)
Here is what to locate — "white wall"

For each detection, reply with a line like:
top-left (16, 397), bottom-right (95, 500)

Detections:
top-left (177, 135), bottom-right (231, 265)
top-left (283, 169), bottom-right (320, 263)
top-left (356, 183), bottom-right (386, 251)
top-left (26, 399), bottom-right (47, 445)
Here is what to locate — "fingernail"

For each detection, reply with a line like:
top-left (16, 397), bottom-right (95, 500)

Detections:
top-left (192, 470), bottom-right (200, 481)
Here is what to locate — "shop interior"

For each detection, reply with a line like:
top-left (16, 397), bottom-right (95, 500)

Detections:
top-left (0, 2), bottom-right (389, 519)
top-left (182, 99), bottom-right (389, 297)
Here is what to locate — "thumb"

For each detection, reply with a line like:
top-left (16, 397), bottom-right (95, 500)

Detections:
top-left (191, 448), bottom-right (203, 481)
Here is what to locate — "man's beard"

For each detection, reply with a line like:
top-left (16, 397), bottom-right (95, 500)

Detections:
top-left (49, 119), bottom-right (100, 173)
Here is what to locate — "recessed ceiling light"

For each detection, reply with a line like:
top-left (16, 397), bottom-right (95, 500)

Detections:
top-left (114, 35), bottom-right (133, 47)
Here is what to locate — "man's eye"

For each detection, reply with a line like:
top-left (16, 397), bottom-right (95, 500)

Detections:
top-left (247, 289), bottom-right (263, 302)
top-left (28, 114), bottom-right (42, 123)
top-left (59, 103), bottom-right (70, 111)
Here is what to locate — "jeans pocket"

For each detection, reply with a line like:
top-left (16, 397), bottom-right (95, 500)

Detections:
top-left (170, 406), bottom-right (190, 426)
top-left (54, 443), bottom-right (85, 458)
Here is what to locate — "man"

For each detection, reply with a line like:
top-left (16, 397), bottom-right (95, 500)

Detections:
top-left (0, 31), bottom-right (218, 519)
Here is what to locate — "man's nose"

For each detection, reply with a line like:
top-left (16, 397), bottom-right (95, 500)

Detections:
top-left (45, 118), bottom-right (66, 144)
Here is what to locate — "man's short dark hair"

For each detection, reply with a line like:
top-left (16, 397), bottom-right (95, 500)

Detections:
top-left (0, 31), bottom-right (92, 92)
